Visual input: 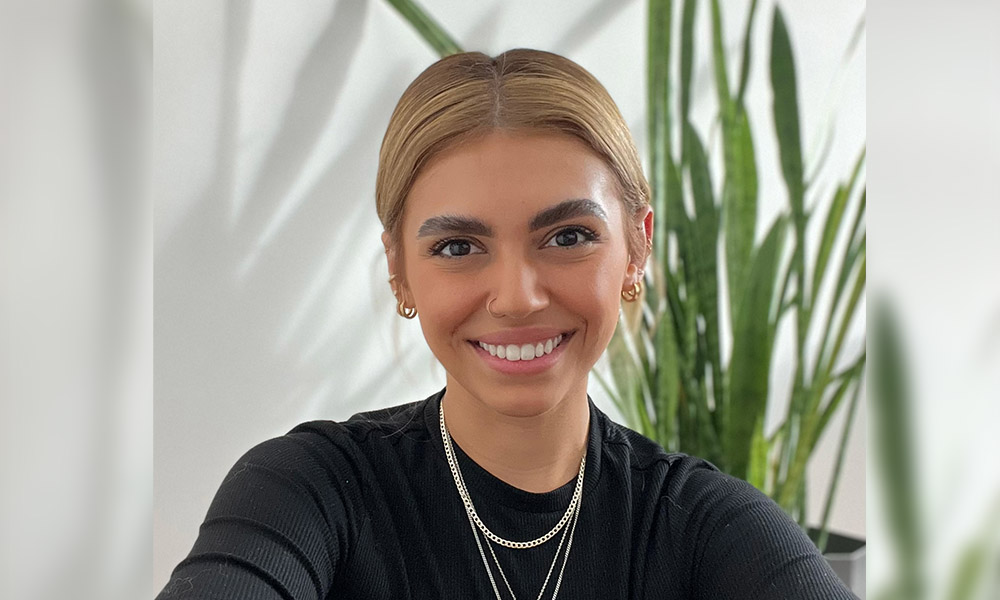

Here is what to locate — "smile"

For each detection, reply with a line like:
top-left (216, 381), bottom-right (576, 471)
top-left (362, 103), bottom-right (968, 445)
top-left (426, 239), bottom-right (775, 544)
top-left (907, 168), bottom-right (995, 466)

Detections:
top-left (476, 334), bottom-right (565, 362)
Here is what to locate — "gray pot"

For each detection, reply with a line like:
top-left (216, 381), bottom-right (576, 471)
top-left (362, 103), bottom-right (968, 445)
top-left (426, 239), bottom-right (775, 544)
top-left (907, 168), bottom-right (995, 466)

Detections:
top-left (812, 529), bottom-right (866, 598)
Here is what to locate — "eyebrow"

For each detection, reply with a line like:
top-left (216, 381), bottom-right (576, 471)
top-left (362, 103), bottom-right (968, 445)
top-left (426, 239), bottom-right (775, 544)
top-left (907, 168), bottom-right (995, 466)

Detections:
top-left (416, 199), bottom-right (608, 238)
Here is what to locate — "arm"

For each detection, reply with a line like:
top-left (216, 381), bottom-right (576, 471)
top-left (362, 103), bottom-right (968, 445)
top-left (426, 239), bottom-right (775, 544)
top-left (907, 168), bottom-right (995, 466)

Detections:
top-left (157, 433), bottom-right (350, 600)
top-left (667, 460), bottom-right (857, 600)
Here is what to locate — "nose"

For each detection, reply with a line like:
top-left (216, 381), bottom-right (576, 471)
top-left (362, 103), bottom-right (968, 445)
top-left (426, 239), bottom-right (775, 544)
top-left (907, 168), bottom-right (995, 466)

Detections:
top-left (486, 251), bottom-right (549, 319)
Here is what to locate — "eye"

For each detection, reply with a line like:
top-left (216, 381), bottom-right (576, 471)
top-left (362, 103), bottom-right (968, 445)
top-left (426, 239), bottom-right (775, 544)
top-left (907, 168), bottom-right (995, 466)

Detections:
top-left (544, 226), bottom-right (600, 249)
top-left (428, 238), bottom-right (484, 259)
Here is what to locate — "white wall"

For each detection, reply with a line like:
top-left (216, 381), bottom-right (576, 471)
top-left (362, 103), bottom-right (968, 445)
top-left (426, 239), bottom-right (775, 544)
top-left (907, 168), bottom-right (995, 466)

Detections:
top-left (154, 0), bottom-right (866, 590)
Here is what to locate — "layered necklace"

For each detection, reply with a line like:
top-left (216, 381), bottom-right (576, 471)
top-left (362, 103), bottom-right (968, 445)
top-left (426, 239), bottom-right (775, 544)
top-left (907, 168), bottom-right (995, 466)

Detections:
top-left (439, 403), bottom-right (586, 600)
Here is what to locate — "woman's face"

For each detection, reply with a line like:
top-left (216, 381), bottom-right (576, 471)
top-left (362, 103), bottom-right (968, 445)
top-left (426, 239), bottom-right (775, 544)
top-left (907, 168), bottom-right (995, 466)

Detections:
top-left (387, 130), bottom-right (651, 418)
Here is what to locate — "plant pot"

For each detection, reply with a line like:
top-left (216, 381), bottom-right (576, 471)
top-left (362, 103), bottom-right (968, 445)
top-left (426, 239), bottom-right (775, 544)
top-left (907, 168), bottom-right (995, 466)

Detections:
top-left (810, 528), bottom-right (866, 598)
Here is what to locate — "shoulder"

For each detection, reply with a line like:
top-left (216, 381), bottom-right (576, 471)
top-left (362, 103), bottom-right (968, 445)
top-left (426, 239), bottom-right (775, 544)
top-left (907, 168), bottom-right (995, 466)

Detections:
top-left (596, 413), bottom-right (775, 531)
top-left (214, 397), bottom-right (434, 537)
top-left (597, 411), bottom-right (721, 486)
top-left (596, 421), bottom-right (850, 597)
top-left (287, 397), bottom-right (430, 446)
top-left (226, 397), bottom-right (432, 505)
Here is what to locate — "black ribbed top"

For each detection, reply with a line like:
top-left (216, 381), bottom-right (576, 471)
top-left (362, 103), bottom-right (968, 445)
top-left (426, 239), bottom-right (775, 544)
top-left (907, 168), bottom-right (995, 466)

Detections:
top-left (157, 388), bottom-right (856, 599)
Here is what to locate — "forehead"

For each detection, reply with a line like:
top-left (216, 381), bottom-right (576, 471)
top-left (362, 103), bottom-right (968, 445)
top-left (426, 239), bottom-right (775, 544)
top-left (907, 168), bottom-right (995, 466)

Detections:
top-left (403, 131), bottom-right (622, 229)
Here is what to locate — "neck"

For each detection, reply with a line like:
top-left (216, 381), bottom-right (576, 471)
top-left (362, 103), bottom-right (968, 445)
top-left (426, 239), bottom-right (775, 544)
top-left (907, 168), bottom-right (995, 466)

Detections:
top-left (440, 378), bottom-right (590, 494)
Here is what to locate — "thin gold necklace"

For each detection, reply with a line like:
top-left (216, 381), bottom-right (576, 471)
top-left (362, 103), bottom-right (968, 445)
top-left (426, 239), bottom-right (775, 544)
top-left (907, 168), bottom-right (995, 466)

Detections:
top-left (439, 403), bottom-right (585, 600)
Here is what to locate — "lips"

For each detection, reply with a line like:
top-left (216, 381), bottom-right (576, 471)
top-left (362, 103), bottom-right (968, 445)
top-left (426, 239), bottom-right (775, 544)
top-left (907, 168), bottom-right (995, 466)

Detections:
top-left (472, 327), bottom-right (573, 346)
top-left (468, 330), bottom-right (574, 374)
top-left (476, 333), bottom-right (565, 362)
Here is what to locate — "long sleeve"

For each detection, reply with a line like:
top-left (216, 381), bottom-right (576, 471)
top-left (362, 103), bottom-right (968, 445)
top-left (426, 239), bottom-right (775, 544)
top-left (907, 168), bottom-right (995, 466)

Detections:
top-left (665, 462), bottom-right (856, 600)
top-left (155, 394), bottom-right (860, 599)
top-left (156, 433), bottom-right (349, 600)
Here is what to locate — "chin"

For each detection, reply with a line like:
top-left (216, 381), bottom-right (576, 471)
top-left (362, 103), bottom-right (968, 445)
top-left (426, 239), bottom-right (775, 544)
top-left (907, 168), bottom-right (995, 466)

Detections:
top-left (489, 396), bottom-right (558, 419)
top-left (471, 379), bottom-right (577, 419)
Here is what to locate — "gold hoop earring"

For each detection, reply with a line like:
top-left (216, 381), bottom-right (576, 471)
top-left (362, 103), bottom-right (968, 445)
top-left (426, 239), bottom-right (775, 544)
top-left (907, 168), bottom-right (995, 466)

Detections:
top-left (389, 273), bottom-right (416, 318)
top-left (397, 299), bottom-right (417, 319)
top-left (621, 281), bottom-right (641, 302)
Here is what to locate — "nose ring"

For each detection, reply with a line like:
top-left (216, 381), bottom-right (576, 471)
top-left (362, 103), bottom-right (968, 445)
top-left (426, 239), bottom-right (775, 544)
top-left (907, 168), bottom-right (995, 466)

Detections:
top-left (486, 298), bottom-right (506, 319)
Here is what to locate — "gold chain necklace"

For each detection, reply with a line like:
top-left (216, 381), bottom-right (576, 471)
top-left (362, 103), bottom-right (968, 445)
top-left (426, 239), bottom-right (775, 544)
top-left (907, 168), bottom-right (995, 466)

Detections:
top-left (440, 403), bottom-right (585, 600)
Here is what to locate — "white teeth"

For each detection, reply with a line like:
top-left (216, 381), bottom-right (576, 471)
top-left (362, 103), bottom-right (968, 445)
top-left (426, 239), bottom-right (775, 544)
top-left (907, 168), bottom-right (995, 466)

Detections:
top-left (478, 334), bottom-right (568, 362)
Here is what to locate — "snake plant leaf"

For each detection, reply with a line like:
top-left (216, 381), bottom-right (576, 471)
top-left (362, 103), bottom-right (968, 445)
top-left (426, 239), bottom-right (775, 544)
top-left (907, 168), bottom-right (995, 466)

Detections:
top-left (385, 0), bottom-right (462, 57)
top-left (679, 0), bottom-right (697, 159)
top-left (747, 418), bottom-right (768, 492)
top-left (648, 0), bottom-right (673, 273)
top-left (655, 294), bottom-right (681, 449)
top-left (816, 372), bottom-right (863, 553)
top-left (781, 254), bottom-right (864, 509)
top-left (685, 125), bottom-right (724, 414)
top-left (850, 188), bottom-right (866, 248)
top-left (638, 313), bottom-right (655, 377)
top-left (826, 255), bottom-right (865, 377)
top-left (735, 0), bottom-right (759, 107)
top-left (665, 153), bottom-right (687, 235)
top-left (607, 321), bottom-right (647, 435)
top-left (664, 151), bottom-right (696, 394)
top-left (814, 224), bottom-right (865, 385)
top-left (770, 8), bottom-right (810, 437)
top-left (770, 6), bottom-right (805, 224)
top-left (605, 334), bottom-right (637, 424)
top-left (666, 151), bottom-right (699, 394)
top-left (812, 148), bottom-right (865, 302)
top-left (681, 295), bottom-right (721, 462)
top-left (814, 208), bottom-right (865, 386)
top-left (787, 356), bottom-right (863, 517)
top-left (723, 107), bottom-right (759, 315)
top-left (710, 0), bottom-right (731, 107)
top-left (813, 353), bottom-right (866, 445)
top-left (726, 216), bottom-right (784, 480)
top-left (812, 185), bottom-right (849, 301)
top-left (664, 264), bottom-right (687, 351)
top-left (713, 0), bottom-right (758, 313)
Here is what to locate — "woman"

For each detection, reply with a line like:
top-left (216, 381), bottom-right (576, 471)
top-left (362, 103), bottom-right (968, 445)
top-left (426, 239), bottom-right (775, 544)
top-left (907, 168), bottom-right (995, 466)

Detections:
top-left (157, 49), bottom-right (855, 599)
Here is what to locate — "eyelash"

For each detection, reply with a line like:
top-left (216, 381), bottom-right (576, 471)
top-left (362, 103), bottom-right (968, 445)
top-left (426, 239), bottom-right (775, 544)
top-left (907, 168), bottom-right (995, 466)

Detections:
top-left (427, 226), bottom-right (601, 259)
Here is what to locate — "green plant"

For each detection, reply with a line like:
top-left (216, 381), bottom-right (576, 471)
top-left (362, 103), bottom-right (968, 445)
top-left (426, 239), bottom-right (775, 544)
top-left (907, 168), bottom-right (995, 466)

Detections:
top-left (386, 0), bottom-right (866, 545)
top-left (608, 0), bottom-right (867, 541)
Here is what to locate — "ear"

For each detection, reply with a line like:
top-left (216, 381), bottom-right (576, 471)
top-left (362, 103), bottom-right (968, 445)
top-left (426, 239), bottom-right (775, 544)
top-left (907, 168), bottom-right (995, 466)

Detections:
top-left (625, 206), bottom-right (655, 285)
top-left (382, 231), bottom-right (410, 301)
top-left (381, 231), bottom-right (396, 271)
top-left (641, 205), bottom-right (654, 256)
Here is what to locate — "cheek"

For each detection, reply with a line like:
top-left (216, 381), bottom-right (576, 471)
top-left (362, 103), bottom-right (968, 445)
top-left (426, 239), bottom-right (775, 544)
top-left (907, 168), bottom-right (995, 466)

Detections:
top-left (409, 265), bottom-right (480, 342)
top-left (593, 256), bottom-right (629, 325)
top-left (554, 261), bottom-right (623, 328)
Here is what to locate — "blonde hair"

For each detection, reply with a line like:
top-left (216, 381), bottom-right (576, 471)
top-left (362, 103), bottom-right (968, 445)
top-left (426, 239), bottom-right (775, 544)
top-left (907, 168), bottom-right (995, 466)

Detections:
top-left (376, 49), bottom-right (650, 260)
